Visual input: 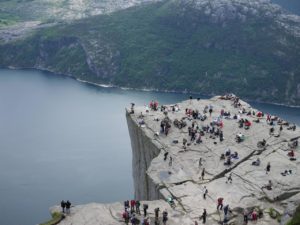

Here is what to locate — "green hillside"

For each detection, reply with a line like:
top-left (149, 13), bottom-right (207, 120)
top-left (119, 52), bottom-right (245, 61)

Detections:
top-left (0, 0), bottom-right (300, 105)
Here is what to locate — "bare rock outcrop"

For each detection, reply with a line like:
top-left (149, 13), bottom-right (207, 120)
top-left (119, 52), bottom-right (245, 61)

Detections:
top-left (50, 96), bottom-right (299, 224)
top-left (126, 96), bottom-right (300, 224)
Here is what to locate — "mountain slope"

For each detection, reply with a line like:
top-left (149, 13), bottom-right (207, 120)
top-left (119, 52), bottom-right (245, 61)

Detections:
top-left (0, 0), bottom-right (300, 105)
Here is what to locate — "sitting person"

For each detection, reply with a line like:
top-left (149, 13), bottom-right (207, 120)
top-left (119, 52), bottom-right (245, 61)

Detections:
top-left (225, 148), bottom-right (231, 157)
top-left (236, 133), bottom-right (244, 143)
top-left (231, 151), bottom-right (238, 159)
top-left (253, 118), bottom-right (260, 123)
top-left (196, 134), bottom-right (202, 144)
top-left (224, 156), bottom-right (232, 166)
top-left (244, 120), bottom-right (251, 129)
top-left (281, 170), bottom-right (292, 176)
top-left (257, 139), bottom-right (267, 148)
top-left (252, 158), bottom-right (261, 166)
top-left (288, 150), bottom-right (295, 158)
top-left (220, 153), bottom-right (225, 160)
top-left (262, 180), bottom-right (273, 190)
top-left (138, 118), bottom-right (145, 125)
top-left (287, 124), bottom-right (296, 131)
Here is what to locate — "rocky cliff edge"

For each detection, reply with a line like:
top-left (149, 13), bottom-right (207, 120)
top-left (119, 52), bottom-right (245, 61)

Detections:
top-left (50, 96), bottom-right (300, 225)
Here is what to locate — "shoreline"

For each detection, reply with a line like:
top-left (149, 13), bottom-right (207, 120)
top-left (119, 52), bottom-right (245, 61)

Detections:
top-left (3, 66), bottom-right (300, 108)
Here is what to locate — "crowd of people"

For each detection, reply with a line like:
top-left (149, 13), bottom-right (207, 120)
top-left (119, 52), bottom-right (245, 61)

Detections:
top-left (126, 94), bottom-right (298, 224)
top-left (122, 200), bottom-right (169, 225)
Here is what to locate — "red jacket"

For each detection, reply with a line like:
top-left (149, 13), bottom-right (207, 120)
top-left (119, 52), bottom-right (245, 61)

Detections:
top-left (130, 200), bottom-right (136, 207)
top-left (217, 198), bottom-right (224, 205)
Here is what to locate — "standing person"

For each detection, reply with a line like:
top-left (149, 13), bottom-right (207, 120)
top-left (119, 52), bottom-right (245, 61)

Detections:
top-left (201, 168), bottom-right (205, 180)
top-left (223, 204), bottom-right (230, 216)
top-left (226, 173), bottom-right (233, 184)
top-left (243, 208), bottom-right (248, 224)
top-left (200, 209), bottom-right (207, 224)
top-left (217, 197), bottom-right (224, 210)
top-left (280, 125), bottom-right (283, 133)
top-left (169, 157), bottom-right (172, 167)
top-left (194, 221), bottom-right (198, 225)
top-left (209, 108), bottom-right (213, 116)
top-left (266, 162), bottom-right (271, 174)
top-left (60, 200), bottom-right (66, 213)
top-left (123, 210), bottom-right (130, 225)
top-left (199, 158), bottom-right (202, 168)
top-left (143, 217), bottom-right (150, 225)
top-left (252, 210), bottom-right (258, 221)
top-left (164, 152), bottom-right (169, 161)
top-left (124, 200), bottom-right (130, 211)
top-left (203, 186), bottom-right (208, 199)
top-left (66, 200), bottom-right (71, 214)
top-left (130, 200), bottom-right (136, 213)
top-left (130, 213), bottom-right (137, 225)
top-left (155, 207), bottom-right (160, 219)
top-left (143, 203), bottom-right (148, 217)
top-left (162, 210), bottom-right (168, 225)
top-left (135, 200), bottom-right (140, 215)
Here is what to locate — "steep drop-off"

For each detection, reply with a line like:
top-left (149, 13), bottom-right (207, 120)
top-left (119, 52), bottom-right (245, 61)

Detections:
top-left (126, 110), bottom-right (162, 200)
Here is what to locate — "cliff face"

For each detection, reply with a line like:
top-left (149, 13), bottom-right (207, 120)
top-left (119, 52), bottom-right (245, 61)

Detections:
top-left (126, 110), bottom-right (162, 200)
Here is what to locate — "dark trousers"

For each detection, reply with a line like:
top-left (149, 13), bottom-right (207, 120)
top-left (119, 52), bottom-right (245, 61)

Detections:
top-left (217, 204), bottom-right (223, 210)
top-left (244, 215), bottom-right (248, 223)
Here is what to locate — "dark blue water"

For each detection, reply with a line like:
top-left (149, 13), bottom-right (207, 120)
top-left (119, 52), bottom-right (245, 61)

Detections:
top-left (0, 69), bottom-right (299, 225)
top-left (271, 0), bottom-right (300, 15)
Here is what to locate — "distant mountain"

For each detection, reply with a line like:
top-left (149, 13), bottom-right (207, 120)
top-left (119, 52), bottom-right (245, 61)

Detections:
top-left (0, 0), bottom-right (300, 105)
top-left (0, 0), bottom-right (160, 23)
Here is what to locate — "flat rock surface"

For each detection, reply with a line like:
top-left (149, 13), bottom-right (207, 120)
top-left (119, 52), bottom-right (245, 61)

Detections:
top-left (129, 96), bottom-right (300, 224)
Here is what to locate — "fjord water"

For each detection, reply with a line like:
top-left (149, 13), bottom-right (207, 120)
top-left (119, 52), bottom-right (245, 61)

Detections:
top-left (0, 69), bottom-right (299, 225)
top-left (271, 0), bottom-right (300, 15)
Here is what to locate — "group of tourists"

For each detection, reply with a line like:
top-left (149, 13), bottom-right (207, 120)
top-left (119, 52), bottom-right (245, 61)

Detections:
top-left (126, 94), bottom-right (298, 225)
top-left (60, 200), bottom-right (72, 214)
top-left (122, 200), bottom-right (168, 225)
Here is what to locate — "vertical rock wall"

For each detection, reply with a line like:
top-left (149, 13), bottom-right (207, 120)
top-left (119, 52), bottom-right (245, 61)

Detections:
top-left (126, 111), bottom-right (162, 200)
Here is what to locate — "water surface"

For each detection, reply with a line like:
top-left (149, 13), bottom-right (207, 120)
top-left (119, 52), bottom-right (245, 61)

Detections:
top-left (271, 0), bottom-right (300, 15)
top-left (0, 69), bottom-right (299, 225)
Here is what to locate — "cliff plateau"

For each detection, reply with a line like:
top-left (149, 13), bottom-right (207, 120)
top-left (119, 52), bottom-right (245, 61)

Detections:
top-left (49, 96), bottom-right (300, 225)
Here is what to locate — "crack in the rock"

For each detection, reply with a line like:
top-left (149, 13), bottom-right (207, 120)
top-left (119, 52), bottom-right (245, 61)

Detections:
top-left (239, 194), bottom-right (256, 203)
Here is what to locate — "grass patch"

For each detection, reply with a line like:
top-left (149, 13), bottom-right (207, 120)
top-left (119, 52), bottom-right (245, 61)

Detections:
top-left (286, 205), bottom-right (300, 225)
top-left (268, 207), bottom-right (281, 222)
top-left (40, 212), bottom-right (64, 225)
